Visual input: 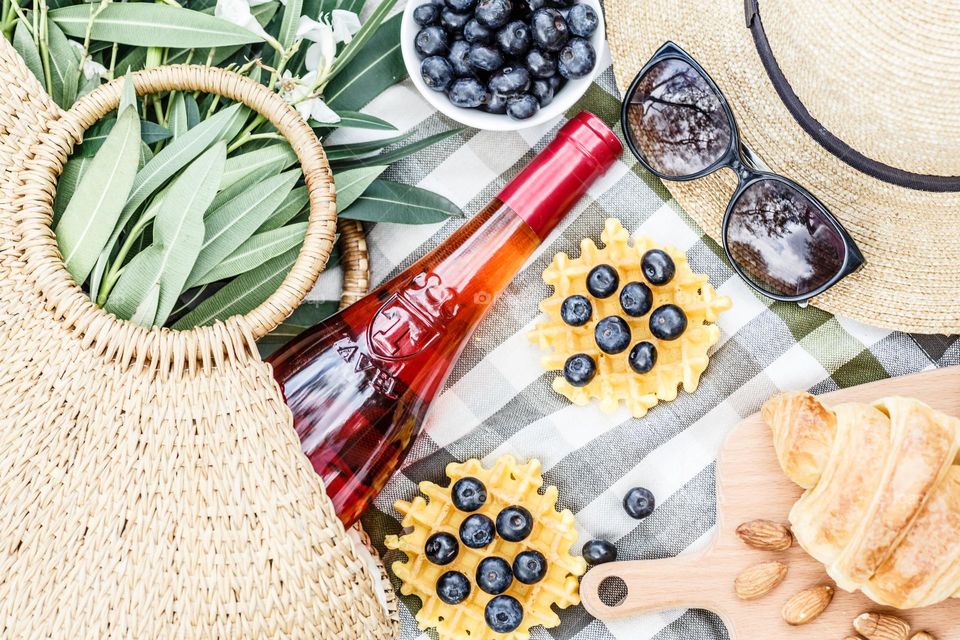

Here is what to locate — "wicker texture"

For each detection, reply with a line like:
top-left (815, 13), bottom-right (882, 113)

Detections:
top-left (337, 219), bottom-right (371, 310)
top-left (605, 0), bottom-right (960, 333)
top-left (0, 38), bottom-right (391, 638)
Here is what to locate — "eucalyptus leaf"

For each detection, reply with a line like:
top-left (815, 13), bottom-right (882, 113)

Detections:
top-left (184, 94), bottom-right (201, 129)
top-left (218, 143), bottom-right (297, 194)
top-left (12, 20), bottom-right (43, 85)
top-left (332, 128), bottom-right (463, 170)
top-left (257, 185), bottom-right (308, 232)
top-left (105, 143), bottom-right (227, 325)
top-left (329, 110), bottom-right (396, 131)
top-left (56, 95), bottom-right (141, 284)
top-left (169, 92), bottom-right (189, 138)
top-left (172, 246), bottom-right (299, 329)
top-left (334, 165), bottom-right (387, 212)
top-left (323, 130), bottom-right (413, 162)
top-left (340, 180), bottom-right (461, 224)
top-left (139, 142), bottom-right (154, 169)
top-left (130, 282), bottom-right (160, 327)
top-left (325, 13), bottom-right (405, 111)
top-left (52, 155), bottom-right (91, 227)
top-left (119, 73), bottom-right (137, 113)
top-left (50, 3), bottom-right (265, 48)
top-left (326, 0), bottom-right (397, 80)
top-left (335, 0), bottom-right (365, 13)
top-left (192, 222), bottom-right (307, 287)
top-left (187, 170), bottom-right (300, 287)
top-left (80, 118), bottom-right (172, 156)
top-left (273, 0), bottom-right (302, 67)
top-left (45, 20), bottom-right (81, 109)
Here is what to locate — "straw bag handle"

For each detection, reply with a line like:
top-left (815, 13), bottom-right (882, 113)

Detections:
top-left (14, 62), bottom-right (353, 371)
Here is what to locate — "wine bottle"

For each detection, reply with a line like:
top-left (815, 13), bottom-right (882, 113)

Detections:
top-left (269, 112), bottom-right (622, 527)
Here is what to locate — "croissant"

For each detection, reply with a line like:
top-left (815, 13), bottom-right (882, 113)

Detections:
top-left (762, 391), bottom-right (960, 609)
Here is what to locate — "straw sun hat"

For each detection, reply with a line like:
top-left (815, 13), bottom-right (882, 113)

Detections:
top-left (606, 0), bottom-right (960, 334)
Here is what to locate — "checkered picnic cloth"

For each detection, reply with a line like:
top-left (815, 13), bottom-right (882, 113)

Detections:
top-left (309, 37), bottom-right (960, 640)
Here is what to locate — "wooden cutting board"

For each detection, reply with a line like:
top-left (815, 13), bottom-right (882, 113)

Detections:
top-left (580, 367), bottom-right (960, 639)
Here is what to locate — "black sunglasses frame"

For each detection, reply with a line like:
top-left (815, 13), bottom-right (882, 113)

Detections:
top-left (620, 41), bottom-right (865, 304)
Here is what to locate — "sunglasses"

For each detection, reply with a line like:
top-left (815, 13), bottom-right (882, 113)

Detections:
top-left (621, 42), bottom-right (864, 303)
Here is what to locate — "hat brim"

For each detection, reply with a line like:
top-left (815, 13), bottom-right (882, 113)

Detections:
top-left (606, 0), bottom-right (960, 333)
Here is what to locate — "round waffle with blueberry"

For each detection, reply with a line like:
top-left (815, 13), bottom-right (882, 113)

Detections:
top-left (529, 218), bottom-right (732, 418)
top-left (384, 456), bottom-right (585, 640)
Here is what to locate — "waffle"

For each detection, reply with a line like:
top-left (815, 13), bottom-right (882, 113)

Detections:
top-left (385, 456), bottom-right (586, 640)
top-left (529, 218), bottom-right (732, 418)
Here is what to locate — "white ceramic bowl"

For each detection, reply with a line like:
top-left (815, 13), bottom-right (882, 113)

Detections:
top-left (401, 0), bottom-right (605, 131)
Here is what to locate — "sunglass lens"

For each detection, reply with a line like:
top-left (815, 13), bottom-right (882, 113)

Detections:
top-left (725, 179), bottom-right (847, 298)
top-left (625, 58), bottom-right (732, 177)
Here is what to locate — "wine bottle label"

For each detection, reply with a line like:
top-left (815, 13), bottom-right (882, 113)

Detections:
top-left (368, 271), bottom-right (460, 362)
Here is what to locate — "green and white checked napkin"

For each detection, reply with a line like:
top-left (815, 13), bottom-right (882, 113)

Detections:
top-left (309, 35), bottom-right (959, 640)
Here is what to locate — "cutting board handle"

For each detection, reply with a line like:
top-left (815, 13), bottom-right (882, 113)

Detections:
top-left (580, 551), bottom-right (729, 620)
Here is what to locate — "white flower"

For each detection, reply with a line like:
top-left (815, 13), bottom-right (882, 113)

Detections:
top-left (215, 0), bottom-right (270, 40)
top-left (279, 70), bottom-right (340, 124)
top-left (68, 40), bottom-right (107, 81)
top-left (331, 10), bottom-right (361, 44)
top-left (298, 16), bottom-right (337, 78)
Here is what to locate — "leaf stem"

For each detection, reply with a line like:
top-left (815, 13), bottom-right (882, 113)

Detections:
top-left (37, 0), bottom-right (52, 99)
top-left (98, 215), bottom-right (152, 305)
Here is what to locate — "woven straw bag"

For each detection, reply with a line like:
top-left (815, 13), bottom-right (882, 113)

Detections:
top-left (0, 37), bottom-right (398, 638)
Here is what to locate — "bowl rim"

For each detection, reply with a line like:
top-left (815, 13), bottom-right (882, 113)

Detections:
top-left (401, 0), bottom-right (606, 132)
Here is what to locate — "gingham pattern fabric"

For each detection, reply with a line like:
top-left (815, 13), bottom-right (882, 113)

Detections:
top-left (309, 37), bottom-right (960, 640)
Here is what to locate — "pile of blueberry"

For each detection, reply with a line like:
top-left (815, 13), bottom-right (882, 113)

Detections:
top-left (561, 249), bottom-right (688, 388)
top-left (582, 486), bottom-right (656, 566)
top-left (426, 477), bottom-right (546, 633)
top-left (412, 0), bottom-right (600, 120)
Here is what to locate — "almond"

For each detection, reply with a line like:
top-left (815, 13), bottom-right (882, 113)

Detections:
top-left (780, 585), bottom-right (834, 625)
top-left (911, 633), bottom-right (937, 640)
top-left (734, 561), bottom-right (788, 600)
top-left (736, 519), bottom-right (793, 551)
top-left (853, 612), bottom-right (911, 640)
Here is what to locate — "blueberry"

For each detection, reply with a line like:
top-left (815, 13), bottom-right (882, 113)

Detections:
top-left (517, 0), bottom-right (547, 13)
top-left (641, 249), bottom-right (676, 285)
top-left (485, 92), bottom-right (509, 114)
top-left (440, 7), bottom-right (471, 33)
top-left (436, 571), bottom-right (471, 604)
top-left (531, 8), bottom-right (569, 52)
top-left (489, 66), bottom-right (530, 96)
top-left (413, 3), bottom-right (441, 25)
top-left (476, 556), bottom-right (513, 594)
top-left (468, 43), bottom-right (504, 72)
top-left (463, 18), bottom-right (493, 44)
top-left (496, 20), bottom-right (532, 57)
top-left (628, 341), bottom-right (657, 374)
top-left (623, 486), bottom-right (656, 520)
top-left (447, 40), bottom-right (473, 76)
top-left (445, 0), bottom-right (476, 11)
top-left (525, 49), bottom-right (557, 78)
top-left (421, 56), bottom-right (455, 91)
top-left (496, 505), bottom-right (533, 542)
top-left (586, 264), bottom-right (619, 298)
top-left (649, 304), bottom-right (687, 340)
top-left (485, 595), bottom-right (524, 633)
top-left (448, 77), bottom-right (488, 108)
top-left (459, 513), bottom-right (496, 548)
top-left (619, 281), bottom-right (653, 317)
top-left (566, 3), bottom-right (598, 37)
top-left (563, 353), bottom-right (596, 387)
top-left (424, 532), bottom-right (460, 565)
top-left (452, 476), bottom-right (487, 512)
top-left (582, 539), bottom-right (617, 565)
top-left (416, 25), bottom-right (449, 57)
top-left (475, 0), bottom-right (512, 28)
top-left (506, 94), bottom-right (539, 120)
top-left (548, 0), bottom-right (575, 6)
top-left (548, 74), bottom-right (563, 91)
top-left (531, 78), bottom-right (555, 107)
top-left (513, 550), bottom-right (547, 584)
top-left (595, 316), bottom-right (631, 354)
top-left (560, 294), bottom-right (592, 326)
top-left (557, 37), bottom-right (596, 79)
